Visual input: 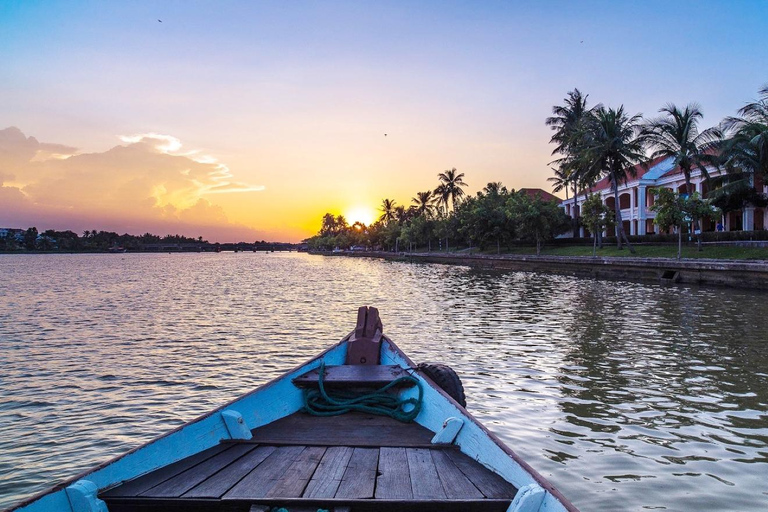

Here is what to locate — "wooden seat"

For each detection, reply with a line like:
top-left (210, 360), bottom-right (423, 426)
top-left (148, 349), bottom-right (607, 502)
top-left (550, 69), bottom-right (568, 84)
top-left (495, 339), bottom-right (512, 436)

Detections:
top-left (292, 365), bottom-right (415, 389)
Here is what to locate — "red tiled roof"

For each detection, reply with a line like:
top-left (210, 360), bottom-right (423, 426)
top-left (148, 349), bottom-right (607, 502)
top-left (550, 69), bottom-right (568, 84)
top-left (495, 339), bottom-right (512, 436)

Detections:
top-left (520, 188), bottom-right (561, 202)
top-left (583, 155), bottom-right (674, 193)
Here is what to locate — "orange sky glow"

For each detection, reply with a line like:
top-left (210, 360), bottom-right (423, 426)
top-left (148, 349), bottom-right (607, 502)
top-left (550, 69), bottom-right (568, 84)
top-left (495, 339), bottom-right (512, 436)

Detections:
top-left (2, 2), bottom-right (766, 242)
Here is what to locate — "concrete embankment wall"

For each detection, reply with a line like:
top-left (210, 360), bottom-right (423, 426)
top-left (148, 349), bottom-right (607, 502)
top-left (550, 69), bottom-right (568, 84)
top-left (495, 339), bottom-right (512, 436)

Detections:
top-left (328, 251), bottom-right (768, 290)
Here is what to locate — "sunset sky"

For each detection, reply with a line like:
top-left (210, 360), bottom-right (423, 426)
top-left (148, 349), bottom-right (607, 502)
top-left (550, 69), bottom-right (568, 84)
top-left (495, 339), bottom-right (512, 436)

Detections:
top-left (2, 1), bottom-right (767, 242)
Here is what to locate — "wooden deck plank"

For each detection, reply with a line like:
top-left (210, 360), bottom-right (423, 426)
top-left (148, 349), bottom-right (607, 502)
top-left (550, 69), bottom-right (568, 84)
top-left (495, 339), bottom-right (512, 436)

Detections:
top-left (334, 447), bottom-right (379, 499)
top-left (182, 445), bottom-right (277, 498)
top-left (445, 449), bottom-right (517, 499)
top-left (105, 496), bottom-right (514, 512)
top-left (430, 449), bottom-right (484, 499)
top-left (223, 446), bottom-right (305, 499)
top-left (375, 447), bottom-right (412, 499)
top-left (141, 444), bottom-right (255, 497)
top-left (266, 446), bottom-right (327, 498)
top-left (406, 448), bottom-right (446, 499)
top-left (250, 412), bottom-right (434, 447)
top-left (100, 444), bottom-right (229, 497)
top-left (302, 446), bottom-right (354, 498)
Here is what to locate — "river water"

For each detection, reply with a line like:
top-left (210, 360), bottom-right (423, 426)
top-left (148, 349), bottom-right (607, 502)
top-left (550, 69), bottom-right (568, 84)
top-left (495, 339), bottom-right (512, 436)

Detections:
top-left (0, 252), bottom-right (767, 511)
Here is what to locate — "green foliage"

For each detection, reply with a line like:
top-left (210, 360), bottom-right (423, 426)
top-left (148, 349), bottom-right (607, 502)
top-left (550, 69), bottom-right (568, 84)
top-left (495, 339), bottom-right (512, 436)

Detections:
top-left (0, 228), bottom-right (207, 252)
top-left (651, 188), bottom-right (720, 258)
top-left (721, 84), bottom-right (768, 180)
top-left (580, 194), bottom-right (614, 236)
top-left (650, 188), bottom-right (686, 233)
top-left (507, 192), bottom-right (570, 255)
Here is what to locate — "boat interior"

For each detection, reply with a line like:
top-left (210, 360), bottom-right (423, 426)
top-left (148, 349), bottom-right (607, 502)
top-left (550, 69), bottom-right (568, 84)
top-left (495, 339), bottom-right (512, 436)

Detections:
top-left (101, 411), bottom-right (518, 511)
top-left (99, 307), bottom-right (519, 511)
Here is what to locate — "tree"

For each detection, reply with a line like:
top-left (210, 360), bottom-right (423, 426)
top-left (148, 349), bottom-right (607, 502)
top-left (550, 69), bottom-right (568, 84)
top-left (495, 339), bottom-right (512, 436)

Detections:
top-left (580, 194), bottom-right (614, 255)
top-left (472, 183), bottom-right (512, 253)
top-left (23, 227), bottom-right (38, 250)
top-left (547, 89), bottom-right (601, 237)
top-left (644, 103), bottom-right (721, 250)
top-left (320, 213), bottom-right (337, 236)
top-left (411, 191), bottom-right (436, 219)
top-left (714, 84), bottom-right (768, 229)
top-left (434, 168), bottom-right (468, 212)
top-left (335, 215), bottom-right (348, 234)
top-left (507, 193), bottom-right (569, 255)
top-left (379, 198), bottom-right (397, 225)
top-left (652, 189), bottom-right (720, 259)
top-left (583, 106), bottom-right (648, 253)
top-left (548, 164), bottom-right (570, 202)
top-left (721, 84), bottom-right (768, 180)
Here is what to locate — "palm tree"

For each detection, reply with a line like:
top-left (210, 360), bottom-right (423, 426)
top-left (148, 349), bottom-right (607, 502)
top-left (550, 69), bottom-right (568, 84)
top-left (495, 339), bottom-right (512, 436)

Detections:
top-left (546, 89), bottom-right (601, 237)
top-left (434, 168), bottom-right (468, 211)
top-left (584, 106), bottom-right (648, 253)
top-left (379, 198), bottom-right (397, 225)
top-left (482, 182), bottom-right (508, 196)
top-left (645, 103), bottom-right (721, 194)
top-left (547, 165), bottom-right (570, 202)
top-left (644, 103), bottom-right (721, 249)
top-left (721, 84), bottom-right (768, 182)
top-left (412, 191), bottom-right (436, 218)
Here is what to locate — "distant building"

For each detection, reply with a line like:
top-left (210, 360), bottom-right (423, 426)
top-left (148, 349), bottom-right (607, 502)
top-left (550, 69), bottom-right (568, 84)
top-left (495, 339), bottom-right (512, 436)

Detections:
top-left (0, 228), bottom-right (25, 241)
top-left (519, 188), bottom-right (562, 203)
top-left (558, 157), bottom-right (766, 237)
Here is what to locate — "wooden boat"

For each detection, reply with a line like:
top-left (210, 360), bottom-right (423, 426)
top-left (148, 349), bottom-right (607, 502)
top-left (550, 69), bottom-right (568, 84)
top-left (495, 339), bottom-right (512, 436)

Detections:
top-left (8, 307), bottom-right (578, 512)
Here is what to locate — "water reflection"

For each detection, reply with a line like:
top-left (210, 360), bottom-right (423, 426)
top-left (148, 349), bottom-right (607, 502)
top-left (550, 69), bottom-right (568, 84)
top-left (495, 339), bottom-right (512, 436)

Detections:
top-left (0, 253), bottom-right (767, 511)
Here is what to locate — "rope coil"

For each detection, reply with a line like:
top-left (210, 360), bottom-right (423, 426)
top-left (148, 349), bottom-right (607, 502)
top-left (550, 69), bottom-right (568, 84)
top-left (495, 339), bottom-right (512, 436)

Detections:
top-left (303, 362), bottom-right (424, 423)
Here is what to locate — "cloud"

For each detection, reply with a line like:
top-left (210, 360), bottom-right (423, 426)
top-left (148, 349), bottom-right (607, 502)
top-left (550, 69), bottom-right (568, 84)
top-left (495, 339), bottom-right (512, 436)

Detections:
top-left (0, 127), bottom-right (77, 168)
top-left (0, 127), bottom-right (265, 241)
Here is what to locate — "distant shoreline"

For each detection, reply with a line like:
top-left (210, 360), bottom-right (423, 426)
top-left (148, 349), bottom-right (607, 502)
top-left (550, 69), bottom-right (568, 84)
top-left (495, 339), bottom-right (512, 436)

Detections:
top-left (312, 250), bottom-right (768, 290)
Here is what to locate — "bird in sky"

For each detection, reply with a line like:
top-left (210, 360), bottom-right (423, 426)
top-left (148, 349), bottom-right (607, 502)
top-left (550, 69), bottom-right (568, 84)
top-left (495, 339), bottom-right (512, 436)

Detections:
top-left (158, 19), bottom-right (163, 23)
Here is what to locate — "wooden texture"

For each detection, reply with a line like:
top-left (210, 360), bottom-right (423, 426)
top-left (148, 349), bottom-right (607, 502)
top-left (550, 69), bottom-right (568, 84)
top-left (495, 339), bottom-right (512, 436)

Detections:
top-left (406, 448), bottom-right (447, 500)
top-left (182, 445), bottom-right (276, 498)
top-left (266, 446), bottom-right (326, 498)
top-left (106, 497), bottom-right (515, 512)
top-left (303, 446), bottom-right (354, 498)
top-left (430, 449), bottom-right (484, 499)
top-left (334, 448), bottom-right (379, 499)
top-left (141, 444), bottom-right (254, 497)
top-left (104, 444), bottom-right (516, 504)
top-left (101, 444), bottom-right (229, 497)
top-left (103, 410), bottom-right (518, 509)
top-left (292, 364), bottom-right (414, 389)
top-left (248, 412), bottom-right (434, 447)
top-left (346, 306), bottom-right (382, 365)
top-left (223, 445), bottom-right (305, 499)
top-left (445, 449), bottom-right (518, 499)
top-left (375, 447), bottom-right (412, 499)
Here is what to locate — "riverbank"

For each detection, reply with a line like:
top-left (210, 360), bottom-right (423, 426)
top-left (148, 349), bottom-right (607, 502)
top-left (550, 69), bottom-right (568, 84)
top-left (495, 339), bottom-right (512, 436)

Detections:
top-left (319, 250), bottom-right (768, 289)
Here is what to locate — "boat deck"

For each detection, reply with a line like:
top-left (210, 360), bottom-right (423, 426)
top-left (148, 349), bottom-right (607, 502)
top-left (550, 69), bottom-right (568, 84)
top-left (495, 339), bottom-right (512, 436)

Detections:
top-left (101, 412), bottom-right (518, 512)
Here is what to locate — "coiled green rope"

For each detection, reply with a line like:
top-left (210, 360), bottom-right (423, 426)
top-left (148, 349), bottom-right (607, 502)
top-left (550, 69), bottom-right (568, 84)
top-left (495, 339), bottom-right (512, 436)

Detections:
top-left (303, 362), bottom-right (423, 423)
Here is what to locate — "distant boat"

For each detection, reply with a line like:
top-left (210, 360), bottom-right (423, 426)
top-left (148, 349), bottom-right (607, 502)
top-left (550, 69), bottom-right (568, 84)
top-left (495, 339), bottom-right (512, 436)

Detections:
top-left (8, 306), bottom-right (577, 512)
top-left (108, 246), bottom-right (126, 253)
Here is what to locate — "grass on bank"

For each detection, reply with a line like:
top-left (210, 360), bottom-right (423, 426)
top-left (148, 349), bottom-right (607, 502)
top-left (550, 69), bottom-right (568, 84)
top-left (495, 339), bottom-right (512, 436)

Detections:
top-left (457, 244), bottom-right (768, 260)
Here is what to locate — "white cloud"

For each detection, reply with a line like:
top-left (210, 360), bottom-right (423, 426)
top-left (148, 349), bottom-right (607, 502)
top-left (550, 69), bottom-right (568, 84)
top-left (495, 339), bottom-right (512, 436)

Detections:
top-left (0, 127), bottom-right (266, 240)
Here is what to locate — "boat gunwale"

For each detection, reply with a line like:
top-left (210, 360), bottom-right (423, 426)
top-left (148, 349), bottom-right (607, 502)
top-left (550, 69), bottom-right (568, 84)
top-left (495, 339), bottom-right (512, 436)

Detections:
top-left (5, 335), bottom-right (350, 512)
top-left (382, 335), bottom-right (580, 512)
top-left (9, 328), bottom-right (579, 512)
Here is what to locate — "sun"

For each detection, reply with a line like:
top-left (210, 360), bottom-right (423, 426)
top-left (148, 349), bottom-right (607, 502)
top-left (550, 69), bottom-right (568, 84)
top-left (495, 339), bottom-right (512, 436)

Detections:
top-left (344, 206), bottom-right (376, 226)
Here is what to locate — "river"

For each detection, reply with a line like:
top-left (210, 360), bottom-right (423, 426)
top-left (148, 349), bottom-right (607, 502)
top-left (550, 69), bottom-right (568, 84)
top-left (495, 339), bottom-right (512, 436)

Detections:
top-left (1, 252), bottom-right (767, 511)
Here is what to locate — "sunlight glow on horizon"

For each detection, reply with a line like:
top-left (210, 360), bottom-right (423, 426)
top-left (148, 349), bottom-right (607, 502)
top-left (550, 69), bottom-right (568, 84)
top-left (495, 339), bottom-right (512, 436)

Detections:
top-left (2, 1), bottom-right (767, 242)
top-left (344, 206), bottom-right (377, 227)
